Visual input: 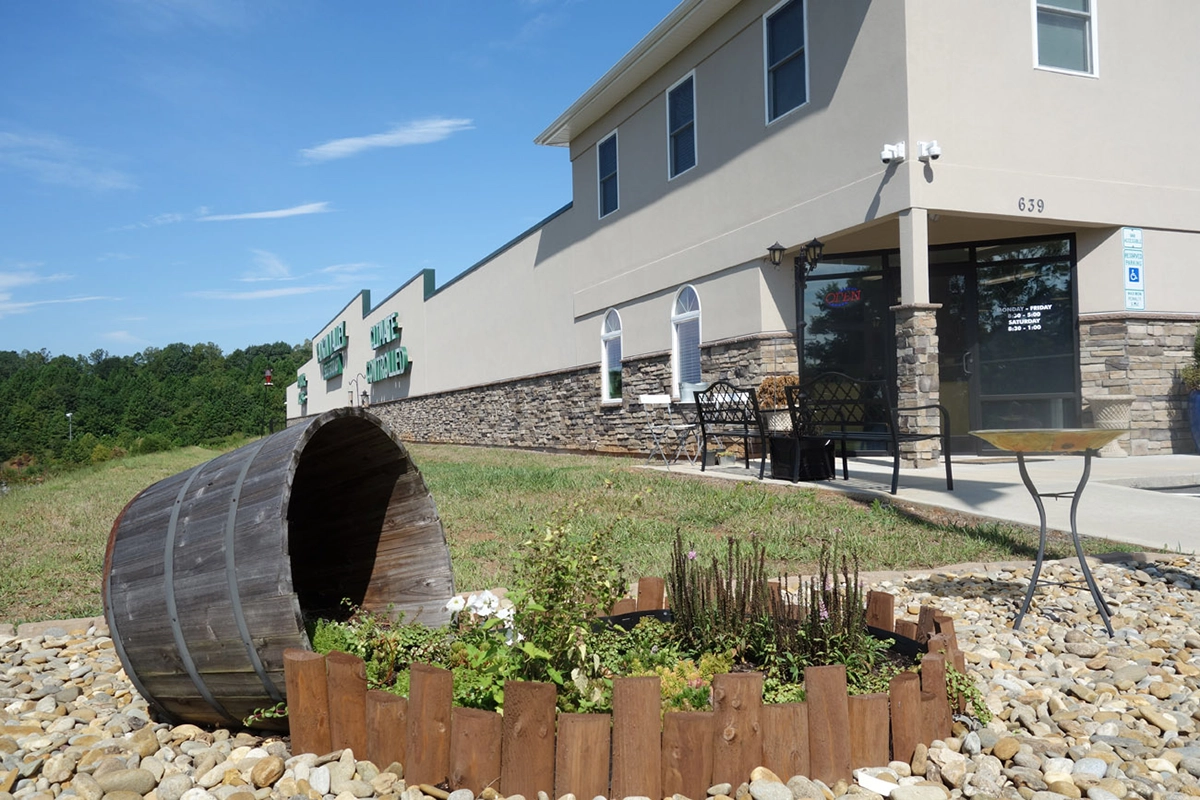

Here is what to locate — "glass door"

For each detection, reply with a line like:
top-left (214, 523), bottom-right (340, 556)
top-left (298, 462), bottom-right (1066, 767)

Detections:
top-left (930, 239), bottom-right (1080, 454)
top-left (930, 268), bottom-right (978, 453)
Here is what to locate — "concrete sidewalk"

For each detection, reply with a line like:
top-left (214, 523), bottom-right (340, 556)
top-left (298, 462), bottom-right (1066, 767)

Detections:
top-left (656, 451), bottom-right (1200, 554)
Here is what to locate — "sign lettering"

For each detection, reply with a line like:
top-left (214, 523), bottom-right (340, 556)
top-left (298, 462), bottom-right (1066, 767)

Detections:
top-left (297, 373), bottom-right (308, 405)
top-left (370, 313), bottom-right (401, 350)
top-left (823, 288), bottom-right (862, 308)
top-left (1001, 304), bottom-right (1051, 333)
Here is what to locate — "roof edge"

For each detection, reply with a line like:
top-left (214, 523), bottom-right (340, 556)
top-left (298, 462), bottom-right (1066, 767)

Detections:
top-left (534, 0), bottom-right (740, 148)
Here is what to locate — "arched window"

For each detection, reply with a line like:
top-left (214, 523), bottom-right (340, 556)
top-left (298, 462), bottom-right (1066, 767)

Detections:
top-left (601, 309), bottom-right (623, 402)
top-left (671, 286), bottom-right (702, 396)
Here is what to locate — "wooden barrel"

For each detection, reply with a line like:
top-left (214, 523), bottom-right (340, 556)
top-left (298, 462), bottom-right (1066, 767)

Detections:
top-left (103, 407), bottom-right (454, 728)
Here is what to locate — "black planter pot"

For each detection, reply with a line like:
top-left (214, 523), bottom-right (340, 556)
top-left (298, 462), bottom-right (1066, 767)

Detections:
top-left (768, 435), bottom-right (835, 482)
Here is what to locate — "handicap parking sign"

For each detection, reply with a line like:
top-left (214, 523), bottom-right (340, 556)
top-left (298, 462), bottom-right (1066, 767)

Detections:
top-left (1123, 249), bottom-right (1144, 289)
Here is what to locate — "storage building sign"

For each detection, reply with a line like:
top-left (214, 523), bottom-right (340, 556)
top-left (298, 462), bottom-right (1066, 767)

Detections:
top-left (316, 322), bottom-right (347, 380)
top-left (366, 313), bottom-right (410, 382)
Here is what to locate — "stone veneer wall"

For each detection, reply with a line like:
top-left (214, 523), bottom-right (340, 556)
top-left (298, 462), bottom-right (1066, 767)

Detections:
top-left (1078, 314), bottom-right (1200, 455)
top-left (892, 304), bottom-right (942, 469)
top-left (369, 334), bottom-right (795, 456)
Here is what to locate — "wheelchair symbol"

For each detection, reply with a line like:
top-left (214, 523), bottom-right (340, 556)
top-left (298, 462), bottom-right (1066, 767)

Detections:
top-left (1128, 267), bottom-right (1141, 283)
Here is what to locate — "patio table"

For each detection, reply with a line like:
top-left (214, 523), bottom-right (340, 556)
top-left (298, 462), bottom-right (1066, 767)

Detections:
top-left (969, 428), bottom-right (1124, 637)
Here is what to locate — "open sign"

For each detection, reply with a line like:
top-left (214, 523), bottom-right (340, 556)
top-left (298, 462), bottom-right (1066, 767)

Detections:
top-left (824, 288), bottom-right (862, 308)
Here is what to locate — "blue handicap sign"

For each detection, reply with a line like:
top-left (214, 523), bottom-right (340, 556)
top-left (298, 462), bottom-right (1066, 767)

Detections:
top-left (1129, 267), bottom-right (1141, 283)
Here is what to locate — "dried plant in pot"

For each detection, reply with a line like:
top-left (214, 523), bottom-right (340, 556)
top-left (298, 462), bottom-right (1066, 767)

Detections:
top-left (757, 375), bottom-right (797, 433)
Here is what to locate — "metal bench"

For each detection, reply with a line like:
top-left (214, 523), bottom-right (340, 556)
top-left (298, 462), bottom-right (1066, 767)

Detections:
top-left (784, 372), bottom-right (953, 494)
top-left (694, 381), bottom-right (768, 479)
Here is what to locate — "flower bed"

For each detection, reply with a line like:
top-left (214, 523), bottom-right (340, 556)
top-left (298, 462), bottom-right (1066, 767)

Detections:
top-left (282, 584), bottom-right (968, 799)
top-left (278, 532), bottom-right (983, 797)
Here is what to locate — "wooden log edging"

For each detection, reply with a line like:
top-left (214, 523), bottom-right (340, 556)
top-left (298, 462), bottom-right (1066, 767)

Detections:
top-left (283, 589), bottom-right (968, 796)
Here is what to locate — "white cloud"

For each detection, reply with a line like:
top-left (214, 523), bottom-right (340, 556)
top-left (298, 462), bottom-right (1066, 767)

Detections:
top-left (0, 131), bottom-right (134, 191)
top-left (0, 269), bottom-right (69, 291)
top-left (300, 118), bottom-right (474, 163)
top-left (0, 267), bottom-right (112, 318)
top-left (0, 293), bottom-right (116, 318)
top-left (117, 202), bottom-right (325, 230)
top-left (199, 201), bottom-right (331, 221)
top-left (239, 249), bottom-right (294, 282)
top-left (190, 285), bottom-right (336, 300)
top-left (318, 262), bottom-right (379, 278)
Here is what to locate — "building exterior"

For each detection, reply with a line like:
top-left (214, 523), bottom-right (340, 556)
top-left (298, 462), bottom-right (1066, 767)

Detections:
top-left (287, 0), bottom-right (1200, 461)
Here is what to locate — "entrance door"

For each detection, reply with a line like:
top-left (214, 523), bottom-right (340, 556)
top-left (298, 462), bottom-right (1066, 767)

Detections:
top-left (930, 240), bottom-right (1080, 454)
top-left (930, 268), bottom-right (978, 453)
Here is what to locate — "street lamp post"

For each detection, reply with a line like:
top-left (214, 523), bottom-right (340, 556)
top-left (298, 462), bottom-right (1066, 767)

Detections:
top-left (768, 238), bottom-right (824, 382)
top-left (65, 412), bottom-right (73, 442)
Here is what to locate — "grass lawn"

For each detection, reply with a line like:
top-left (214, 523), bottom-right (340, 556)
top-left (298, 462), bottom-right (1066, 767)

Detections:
top-left (0, 441), bottom-right (1145, 626)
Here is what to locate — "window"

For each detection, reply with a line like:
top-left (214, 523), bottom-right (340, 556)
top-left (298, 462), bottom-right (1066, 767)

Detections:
top-left (667, 74), bottom-right (696, 178)
top-left (601, 309), bottom-right (623, 402)
top-left (672, 285), bottom-right (702, 396)
top-left (764, 0), bottom-right (807, 123)
top-left (598, 132), bottom-right (618, 217)
top-left (1035, 0), bottom-right (1095, 74)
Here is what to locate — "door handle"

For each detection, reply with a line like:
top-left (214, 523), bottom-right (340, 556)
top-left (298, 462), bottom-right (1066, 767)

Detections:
top-left (963, 352), bottom-right (973, 376)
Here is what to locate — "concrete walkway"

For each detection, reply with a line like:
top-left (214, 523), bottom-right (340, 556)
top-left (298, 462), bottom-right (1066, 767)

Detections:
top-left (655, 451), bottom-right (1200, 554)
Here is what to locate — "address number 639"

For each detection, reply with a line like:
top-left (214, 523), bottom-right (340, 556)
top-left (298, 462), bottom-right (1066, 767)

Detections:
top-left (1018, 197), bottom-right (1045, 213)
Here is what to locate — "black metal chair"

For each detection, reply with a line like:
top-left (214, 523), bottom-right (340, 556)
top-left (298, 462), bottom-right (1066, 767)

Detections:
top-left (694, 381), bottom-right (768, 479)
top-left (785, 372), bottom-right (952, 494)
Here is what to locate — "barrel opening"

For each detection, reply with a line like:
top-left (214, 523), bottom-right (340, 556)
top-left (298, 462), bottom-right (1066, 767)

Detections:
top-left (287, 416), bottom-right (409, 622)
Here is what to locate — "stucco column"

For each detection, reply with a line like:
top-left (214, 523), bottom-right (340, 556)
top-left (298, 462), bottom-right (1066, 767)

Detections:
top-left (899, 207), bottom-right (930, 305)
top-left (891, 303), bottom-right (942, 469)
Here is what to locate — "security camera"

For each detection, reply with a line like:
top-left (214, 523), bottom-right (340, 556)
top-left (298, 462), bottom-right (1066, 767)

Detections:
top-left (880, 142), bottom-right (905, 165)
top-left (918, 140), bottom-right (942, 162)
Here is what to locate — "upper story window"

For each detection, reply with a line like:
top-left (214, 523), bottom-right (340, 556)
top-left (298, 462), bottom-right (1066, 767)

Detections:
top-left (598, 131), bottom-right (619, 217)
top-left (672, 285), bottom-right (702, 396)
top-left (601, 309), bottom-right (623, 403)
top-left (764, 0), bottom-right (808, 123)
top-left (667, 74), bottom-right (696, 179)
top-left (1035, 0), bottom-right (1096, 75)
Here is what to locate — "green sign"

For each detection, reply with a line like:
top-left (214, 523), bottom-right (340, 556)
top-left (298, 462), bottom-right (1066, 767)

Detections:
top-left (316, 322), bottom-right (347, 379)
top-left (297, 373), bottom-right (308, 405)
top-left (366, 312), bottom-right (410, 382)
top-left (370, 313), bottom-right (401, 350)
top-left (321, 353), bottom-right (344, 380)
top-left (367, 348), bottom-right (408, 382)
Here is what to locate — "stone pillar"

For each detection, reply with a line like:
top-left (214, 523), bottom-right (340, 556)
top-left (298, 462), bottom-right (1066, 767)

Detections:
top-left (892, 303), bottom-right (942, 469)
top-left (1087, 394), bottom-right (1136, 457)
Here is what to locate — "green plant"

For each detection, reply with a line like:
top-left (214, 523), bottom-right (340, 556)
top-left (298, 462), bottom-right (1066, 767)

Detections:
top-left (440, 521), bottom-right (628, 712)
top-left (1182, 331), bottom-right (1200, 391)
top-left (946, 663), bottom-right (992, 724)
top-left (242, 701), bottom-right (288, 728)
top-left (308, 603), bottom-right (451, 689)
top-left (666, 533), bottom-right (775, 663)
top-left (645, 649), bottom-right (734, 712)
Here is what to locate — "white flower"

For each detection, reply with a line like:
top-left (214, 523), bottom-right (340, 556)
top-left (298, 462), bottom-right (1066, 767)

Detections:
top-left (496, 606), bottom-right (515, 623)
top-left (444, 596), bottom-right (466, 613)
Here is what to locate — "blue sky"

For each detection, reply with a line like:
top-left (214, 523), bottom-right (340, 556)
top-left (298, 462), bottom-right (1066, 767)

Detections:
top-left (0, 0), bottom-right (678, 359)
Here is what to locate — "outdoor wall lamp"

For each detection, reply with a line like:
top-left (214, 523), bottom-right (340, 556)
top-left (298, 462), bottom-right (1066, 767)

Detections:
top-left (766, 241), bottom-right (787, 267)
top-left (766, 238), bottom-right (824, 381)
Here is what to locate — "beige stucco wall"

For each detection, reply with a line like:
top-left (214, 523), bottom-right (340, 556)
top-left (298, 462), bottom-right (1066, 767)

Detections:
top-left (290, 0), bottom-right (1200, 421)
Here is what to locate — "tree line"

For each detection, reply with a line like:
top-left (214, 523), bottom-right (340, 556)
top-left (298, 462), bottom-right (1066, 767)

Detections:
top-left (0, 340), bottom-right (309, 477)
